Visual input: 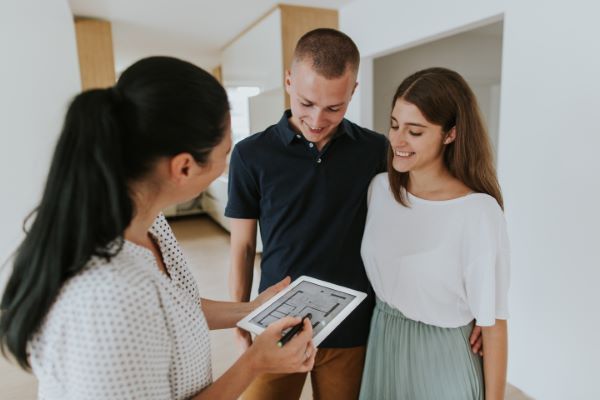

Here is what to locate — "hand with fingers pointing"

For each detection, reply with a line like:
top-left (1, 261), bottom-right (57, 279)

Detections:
top-left (245, 316), bottom-right (317, 375)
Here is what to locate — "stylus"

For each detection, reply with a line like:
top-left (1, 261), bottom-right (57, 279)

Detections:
top-left (277, 313), bottom-right (312, 347)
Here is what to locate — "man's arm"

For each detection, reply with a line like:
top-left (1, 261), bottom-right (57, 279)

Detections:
top-left (229, 218), bottom-right (258, 350)
top-left (229, 218), bottom-right (257, 302)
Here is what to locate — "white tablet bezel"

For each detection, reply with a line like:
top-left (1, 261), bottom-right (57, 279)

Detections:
top-left (236, 275), bottom-right (367, 346)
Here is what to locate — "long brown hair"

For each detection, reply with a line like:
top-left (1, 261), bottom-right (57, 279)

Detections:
top-left (387, 67), bottom-right (503, 209)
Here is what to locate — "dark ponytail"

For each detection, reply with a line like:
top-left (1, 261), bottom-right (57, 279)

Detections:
top-left (0, 56), bottom-right (229, 369)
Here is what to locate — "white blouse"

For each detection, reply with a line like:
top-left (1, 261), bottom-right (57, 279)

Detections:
top-left (29, 214), bottom-right (212, 399)
top-left (361, 173), bottom-right (510, 328)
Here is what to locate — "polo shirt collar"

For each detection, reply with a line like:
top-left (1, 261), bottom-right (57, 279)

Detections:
top-left (275, 110), bottom-right (356, 146)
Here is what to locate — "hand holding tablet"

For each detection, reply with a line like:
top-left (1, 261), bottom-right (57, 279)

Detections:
top-left (238, 276), bottom-right (367, 346)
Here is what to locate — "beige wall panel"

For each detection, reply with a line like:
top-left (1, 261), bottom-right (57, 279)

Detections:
top-left (279, 5), bottom-right (338, 108)
top-left (74, 18), bottom-right (116, 89)
top-left (212, 65), bottom-right (223, 83)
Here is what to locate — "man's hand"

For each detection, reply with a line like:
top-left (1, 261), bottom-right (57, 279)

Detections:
top-left (251, 276), bottom-right (292, 309)
top-left (234, 327), bottom-right (253, 352)
top-left (470, 325), bottom-right (484, 356)
top-left (235, 276), bottom-right (291, 353)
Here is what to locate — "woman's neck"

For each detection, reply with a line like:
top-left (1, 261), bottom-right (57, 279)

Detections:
top-left (124, 212), bottom-right (156, 248)
top-left (124, 185), bottom-right (165, 249)
top-left (407, 162), bottom-right (469, 200)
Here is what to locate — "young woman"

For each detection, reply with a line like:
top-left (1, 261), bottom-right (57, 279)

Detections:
top-left (359, 67), bottom-right (509, 400)
top-left (0, 56), bottom-right (316, 400)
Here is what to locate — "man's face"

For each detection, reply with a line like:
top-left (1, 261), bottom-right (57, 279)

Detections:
top-left (285, 60), bottom-right (357, 149)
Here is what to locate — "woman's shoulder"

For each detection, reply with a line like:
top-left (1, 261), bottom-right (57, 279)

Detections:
top-left (370, 172), bottom-right (389, 190)
top-left (31, 250), bottom-right (164, 354)
top-left (28, 247), bottom-right (170, 386)
top-left (461, 193), bottom-right (506, 232)
top-left (53, 248), bottom-right (162, 320)
top-left (367, 172), bottom-right (390, 202)
top-left (464, 193), bottom-right (503, 215)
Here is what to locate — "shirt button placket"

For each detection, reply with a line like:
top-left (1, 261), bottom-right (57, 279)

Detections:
top-left (306, 141), bottom-right (321, 164)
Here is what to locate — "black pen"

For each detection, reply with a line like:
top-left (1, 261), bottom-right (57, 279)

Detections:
top-left (277, 313), bottom-right (312, 347)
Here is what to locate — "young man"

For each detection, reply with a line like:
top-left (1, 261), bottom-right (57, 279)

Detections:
top-left (225, 29), bottom-right (482, 399)
top-left (225, 28), bottom-right (385, 399)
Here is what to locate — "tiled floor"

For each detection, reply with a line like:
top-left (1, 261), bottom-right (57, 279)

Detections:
top-left (0, 215), bottom-right (531, 399)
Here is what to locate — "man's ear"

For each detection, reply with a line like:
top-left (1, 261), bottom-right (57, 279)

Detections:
top-left (351, 81), bottom-right (359, 96)
top-left (444, 127), bottom-right (457, 144)
top-left (284, 69), bottom-right (292, 95)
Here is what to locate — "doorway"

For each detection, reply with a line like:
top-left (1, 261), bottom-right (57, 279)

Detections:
top-left (373, 21), bottom-right (503, 160)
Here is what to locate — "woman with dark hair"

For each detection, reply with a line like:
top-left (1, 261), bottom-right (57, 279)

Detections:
top-left (359, 67), bottom-right (509, 399)
top-left (0, 56), bottom-right (315, 400)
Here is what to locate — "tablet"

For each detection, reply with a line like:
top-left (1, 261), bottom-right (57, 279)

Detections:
top-left (237, 276), bottom-right (367, 346)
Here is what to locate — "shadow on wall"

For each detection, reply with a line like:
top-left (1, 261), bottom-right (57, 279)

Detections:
top-left (507, 383), bottom-right (534, 399)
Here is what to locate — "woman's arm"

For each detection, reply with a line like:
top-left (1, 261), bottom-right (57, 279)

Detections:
top-left (200, 298), bottom-right (254, 330)
top-left (191, 343), bottom-right (258, 399)
top-left (200, 277), bottom-right (291, 330)
top-left (191, 316), bottom-right (316, 400)
top-left (481, 319), bottom-right (508, 400)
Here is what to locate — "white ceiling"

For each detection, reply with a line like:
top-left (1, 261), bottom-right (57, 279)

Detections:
top-left (68, 0), bottom-right (354, 72)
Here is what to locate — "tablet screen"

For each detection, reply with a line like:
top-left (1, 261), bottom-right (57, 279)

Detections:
top-left (249, 280), bottom-right (357, 337)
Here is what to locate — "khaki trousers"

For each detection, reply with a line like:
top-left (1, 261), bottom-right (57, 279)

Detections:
top-left (243, 346), bottom-right (366, 400)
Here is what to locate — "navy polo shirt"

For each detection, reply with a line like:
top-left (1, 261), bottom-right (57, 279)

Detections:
top-left (225, 110), bottom-right (387, 348)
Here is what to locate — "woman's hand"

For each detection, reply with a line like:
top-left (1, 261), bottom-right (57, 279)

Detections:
top-left (193, 316), bottom-right (316, 400)
top-left (246, 316), bottom-right (316, 375)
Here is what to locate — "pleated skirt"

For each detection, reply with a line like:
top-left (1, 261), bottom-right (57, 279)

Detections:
top-left (359, 299), bottom-right (484, 400)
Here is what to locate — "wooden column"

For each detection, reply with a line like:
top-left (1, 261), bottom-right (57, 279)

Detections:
top-left (279, 5), bottom-right (338, 108)
top-left (74, 17), bottom-right (116, 90)
top-left (212, 65), bottom-right (223, 84)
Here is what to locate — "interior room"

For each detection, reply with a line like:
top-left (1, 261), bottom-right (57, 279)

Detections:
top-left (1, 1), bottom-right (599, 399)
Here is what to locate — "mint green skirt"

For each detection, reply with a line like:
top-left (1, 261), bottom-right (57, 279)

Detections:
top-left (359, 299), bottom-right (484, 400)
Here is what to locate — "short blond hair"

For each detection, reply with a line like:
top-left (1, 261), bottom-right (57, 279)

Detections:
top-left (293, 28), bottom-right (359, 78)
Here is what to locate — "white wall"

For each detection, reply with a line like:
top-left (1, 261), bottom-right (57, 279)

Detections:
top-left (221, 9), bottom-right (283, 90)
top-left (346, 56), bottom-right (373, 132)
top-left (0, 0), bottom-right (81, 284)
top-left (342, 0), bottom-right (600, 399)
top-left (111, 23), bottom-right (221, 74)
top-left (249, 87), bottom-right (285, 133)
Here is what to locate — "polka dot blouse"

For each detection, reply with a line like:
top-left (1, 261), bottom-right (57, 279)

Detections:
top-left (28, 214), bottom-right (212, 399)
